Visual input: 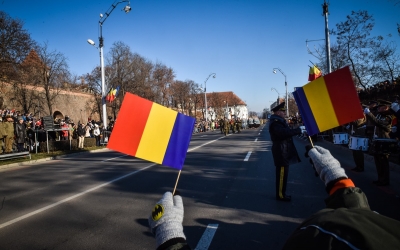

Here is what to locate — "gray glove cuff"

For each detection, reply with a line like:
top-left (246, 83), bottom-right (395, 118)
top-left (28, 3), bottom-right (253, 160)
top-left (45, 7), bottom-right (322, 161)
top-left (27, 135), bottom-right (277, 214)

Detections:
top-left (308, 146), bottom-right (347, 186)
top-left (155, 221), bottom-right (185, 247)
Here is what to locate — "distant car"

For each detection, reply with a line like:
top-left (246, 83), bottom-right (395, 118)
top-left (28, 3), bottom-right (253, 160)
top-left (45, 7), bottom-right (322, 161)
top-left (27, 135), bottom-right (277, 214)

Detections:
top-left (253, 118), bottom-right (260, 128)
top-left (248, 118), bottom-right (254, 128)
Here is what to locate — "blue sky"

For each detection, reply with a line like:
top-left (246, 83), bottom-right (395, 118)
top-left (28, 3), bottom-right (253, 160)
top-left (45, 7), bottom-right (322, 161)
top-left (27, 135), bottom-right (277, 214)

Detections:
top-left (1, 0), bottom-right (399, 113)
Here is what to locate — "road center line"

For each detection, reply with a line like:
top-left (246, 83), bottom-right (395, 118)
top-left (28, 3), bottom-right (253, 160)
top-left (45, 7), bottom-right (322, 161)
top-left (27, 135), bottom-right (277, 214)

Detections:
top-left (244, 151), bottom-right (252, 161)
top-left (194, 224), bottom-right (219, 250)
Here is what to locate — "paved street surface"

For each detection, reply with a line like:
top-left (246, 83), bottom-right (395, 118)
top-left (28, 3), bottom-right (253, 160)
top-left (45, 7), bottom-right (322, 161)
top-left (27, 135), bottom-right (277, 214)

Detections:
top-left (0, 125), bottom-right (399, 249)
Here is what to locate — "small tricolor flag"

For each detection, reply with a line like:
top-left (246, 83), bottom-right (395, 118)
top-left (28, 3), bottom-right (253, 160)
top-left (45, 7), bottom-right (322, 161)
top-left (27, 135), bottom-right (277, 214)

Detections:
top-left (107, 92), bottom-right (195, 170)
top-left (293, 66), bottom-right (363, 136)
top-left (106, 86), bottom-right (120, 103)
top-left (308, 65), bottom-right (322, 81)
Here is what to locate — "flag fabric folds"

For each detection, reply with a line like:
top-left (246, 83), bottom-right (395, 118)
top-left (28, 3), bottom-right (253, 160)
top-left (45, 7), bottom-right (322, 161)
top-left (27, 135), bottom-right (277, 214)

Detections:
top-left (293, 66), bottom-right (363, 136)
top-left (106, 86), bottom-right (120, 103)
top-left (308, 65), bottom-right (322, 81)
top-left (107, 92), bottom-right (195, 170)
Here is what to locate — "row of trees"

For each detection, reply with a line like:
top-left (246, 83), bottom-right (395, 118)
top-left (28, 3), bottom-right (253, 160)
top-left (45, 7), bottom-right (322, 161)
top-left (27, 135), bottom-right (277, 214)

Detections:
top-left (0, 11), bottom-right (246, 122)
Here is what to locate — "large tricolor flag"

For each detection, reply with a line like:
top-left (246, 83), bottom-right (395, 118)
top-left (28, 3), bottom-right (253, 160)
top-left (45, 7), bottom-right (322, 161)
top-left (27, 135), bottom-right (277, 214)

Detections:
top-left (293, 66), bottom-right (363, 136)
top-left (308, 65), bottom-right (322, 81)
top-left (107, 92), bottom-right (195, 170)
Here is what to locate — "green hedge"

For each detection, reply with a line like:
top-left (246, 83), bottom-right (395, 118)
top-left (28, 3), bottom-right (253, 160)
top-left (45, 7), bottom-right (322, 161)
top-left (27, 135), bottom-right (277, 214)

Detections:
top-left (37, 138), bottom-right (97, 152)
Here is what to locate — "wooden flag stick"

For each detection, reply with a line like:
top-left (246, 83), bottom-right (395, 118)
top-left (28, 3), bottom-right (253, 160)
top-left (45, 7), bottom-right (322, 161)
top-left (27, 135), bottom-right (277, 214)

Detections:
top-left (172, 170), bottom-right (182, 195)
top-left (308, 136), bottom-right (314, 147)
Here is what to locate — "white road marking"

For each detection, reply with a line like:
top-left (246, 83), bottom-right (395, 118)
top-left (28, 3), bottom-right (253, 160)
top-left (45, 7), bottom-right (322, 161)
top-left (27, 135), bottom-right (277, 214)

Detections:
top-left (0, 137), bottom-right (224, 230)
top-left (244, 151), bottom-right (252, 161)
top-left (194, 224), bottom-right (219, 250)
top-left (0, 164), bottom-right (155, 229)
top-left (255, 138), bottom-right (258, 142)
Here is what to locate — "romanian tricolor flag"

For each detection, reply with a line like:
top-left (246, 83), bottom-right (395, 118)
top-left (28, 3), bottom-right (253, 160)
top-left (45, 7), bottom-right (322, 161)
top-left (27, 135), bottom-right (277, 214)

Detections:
top-left (106, 86), bottom-right (120, 103)
top-left (308, 65), bottom-right (322, 81)
top-left (107, 92), bottom-right (195, 170)
top-left (293, 66), bottom-right (363, 136)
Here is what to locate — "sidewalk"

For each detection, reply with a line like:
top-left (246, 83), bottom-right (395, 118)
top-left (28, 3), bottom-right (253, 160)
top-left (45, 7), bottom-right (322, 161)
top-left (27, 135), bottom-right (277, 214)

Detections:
top-left (0, 148), bottom-right (110, 172)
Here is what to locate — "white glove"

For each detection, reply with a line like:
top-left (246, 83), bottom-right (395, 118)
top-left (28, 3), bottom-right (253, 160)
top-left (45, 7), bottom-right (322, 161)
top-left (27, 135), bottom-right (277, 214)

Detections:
top-left (149, 192), bottom-right (185, 247)
top-left (345, 124), bottom-right (350, 130)
top-left (308, 146), bottom-right (348, 186)
top-left (364, 108), bottom-right (370, 114)
top-left (391, 102), bottom-right (399, 112)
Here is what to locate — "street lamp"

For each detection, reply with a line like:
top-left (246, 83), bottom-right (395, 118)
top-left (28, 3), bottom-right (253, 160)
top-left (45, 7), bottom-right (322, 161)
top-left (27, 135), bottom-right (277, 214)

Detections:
top-left (273, 68), bottom-right (288, 117)
top-left (204, 73), bottom-right (216, 122)
top-left (87, 0), bottom-right (131, 130)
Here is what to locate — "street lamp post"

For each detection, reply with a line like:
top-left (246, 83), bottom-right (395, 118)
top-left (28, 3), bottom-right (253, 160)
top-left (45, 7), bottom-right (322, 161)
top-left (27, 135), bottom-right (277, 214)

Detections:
top-left (87, 0), bottom-right (131, 130)
top-left (204, 73), bottom-right (216, 122)
top-left (273, 68), bottom-right (288, 117)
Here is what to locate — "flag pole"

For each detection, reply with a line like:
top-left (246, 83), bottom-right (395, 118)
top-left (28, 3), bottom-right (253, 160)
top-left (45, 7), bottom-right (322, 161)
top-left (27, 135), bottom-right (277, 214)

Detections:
top-left (308, 136), bottom-right (314, 147)
top-left (172, 170), bottom-right (182, 195)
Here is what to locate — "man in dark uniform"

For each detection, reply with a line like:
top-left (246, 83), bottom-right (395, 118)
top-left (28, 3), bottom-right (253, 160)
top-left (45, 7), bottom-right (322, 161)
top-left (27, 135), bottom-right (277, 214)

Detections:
top-left (348, 105), bottom-right (367, 172)
top-left (269, 102), bottom-right (302, 201)
top-left (364, 100), bottom-right (393, 186)
top-left (223, 117), bottom-right (229, 136)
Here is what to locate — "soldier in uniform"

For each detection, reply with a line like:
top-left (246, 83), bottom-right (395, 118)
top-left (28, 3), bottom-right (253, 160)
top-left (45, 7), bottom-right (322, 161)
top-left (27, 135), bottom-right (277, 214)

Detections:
top-left (236, 118), bottom-right (242, 133)
top-left (269, 102), bottom-right (303, 201)
top-left (223, 117), bottom-right (229, 136)
top-left (4, 114), bottom-right (15, 153)
top-left (219, 118), bottom-right (224, 134)
top-left (230, 118), bottom-right (236, 134)
top-left (364, 100), bottom-right (392, 186)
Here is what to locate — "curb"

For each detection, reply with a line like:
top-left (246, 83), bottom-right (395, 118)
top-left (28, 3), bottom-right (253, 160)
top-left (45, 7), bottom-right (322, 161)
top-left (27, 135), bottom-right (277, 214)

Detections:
top-left (0, 148), bottom-right (110, 172)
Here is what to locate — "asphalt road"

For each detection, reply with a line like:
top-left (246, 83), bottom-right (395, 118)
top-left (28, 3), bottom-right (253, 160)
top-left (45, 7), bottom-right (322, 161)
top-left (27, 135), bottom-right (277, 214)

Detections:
top-left (0, 125), bottom-right (399, 250)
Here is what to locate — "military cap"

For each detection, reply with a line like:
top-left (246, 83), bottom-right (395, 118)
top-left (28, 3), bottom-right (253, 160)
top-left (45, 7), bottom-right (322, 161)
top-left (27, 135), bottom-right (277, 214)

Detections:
top-left (377, 99), bottom-right (391, 107)
top-left (271, 102), bottom-right (286, 112)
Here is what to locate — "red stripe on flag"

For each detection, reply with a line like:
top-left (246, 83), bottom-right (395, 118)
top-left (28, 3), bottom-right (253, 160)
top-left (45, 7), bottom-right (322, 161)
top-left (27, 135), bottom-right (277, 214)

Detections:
top-left (324, 67), bottom-right (363, 125)
top-left (107, 93), bottom-right (153, 156)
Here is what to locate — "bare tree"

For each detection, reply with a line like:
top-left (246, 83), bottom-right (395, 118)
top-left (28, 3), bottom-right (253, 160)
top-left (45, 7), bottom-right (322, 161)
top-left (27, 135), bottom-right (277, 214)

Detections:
top-left (35, 42), bottom-right (70, 116)
top-left (372, 38), bottom-right (400, 83)
top-left (330, 10), bottom-right (381, 89)
top-left (0, 11), bottom-right (36, 81)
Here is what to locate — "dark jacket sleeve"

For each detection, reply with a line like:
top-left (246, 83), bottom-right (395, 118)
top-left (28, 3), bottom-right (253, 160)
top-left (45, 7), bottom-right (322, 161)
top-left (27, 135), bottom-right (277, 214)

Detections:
top-left (270, 121), bottom-right (301, 141)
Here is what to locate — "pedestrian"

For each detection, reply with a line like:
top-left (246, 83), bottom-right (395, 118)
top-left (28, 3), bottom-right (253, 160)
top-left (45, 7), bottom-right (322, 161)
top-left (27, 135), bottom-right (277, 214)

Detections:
top-left (15, 116), bottom-right (26, 152)
top-left (4, 114), bottom-right (15, 153)
top-left (77, 123), bottom-right (85, 149)
top-left (93, 124), bottom-right (101, 146)
top-left (148, 145), bottom-right (400, 250)
top-left (269, 102), bottom-right (302, 201)
top-left (60, 120), bottom-right (69, 140)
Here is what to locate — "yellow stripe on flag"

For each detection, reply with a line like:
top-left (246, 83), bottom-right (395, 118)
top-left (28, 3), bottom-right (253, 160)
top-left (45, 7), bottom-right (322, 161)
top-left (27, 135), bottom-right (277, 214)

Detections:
top-left (303, 77), bottom-right (339, 131)
top-left (136, 103), bottom-right (177, 164)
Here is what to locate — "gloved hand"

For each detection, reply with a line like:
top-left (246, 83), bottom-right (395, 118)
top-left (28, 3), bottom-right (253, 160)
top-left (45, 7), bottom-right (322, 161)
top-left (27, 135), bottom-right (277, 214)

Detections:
top-left (364, 108), bottom-right (370, 114)
top-left (345, 124), bottom-right (350, 130)
top-left (149, 192), bottom-right (185, 247)
top-left (308, 146), bottom-right (347, 186)
top-left (391, 102), bottom-right (399, 112)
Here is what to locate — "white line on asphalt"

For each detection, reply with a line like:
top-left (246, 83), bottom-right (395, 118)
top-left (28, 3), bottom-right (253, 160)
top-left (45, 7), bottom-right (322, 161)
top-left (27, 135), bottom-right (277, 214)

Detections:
top-left (0, 137), bottom-right (225, 230)
top-left (244, 151), bottom-right (252, 161)
top-left (194, 224), bottom-right (219, 250)
top-left (0, 164), bottom-right (155, 230)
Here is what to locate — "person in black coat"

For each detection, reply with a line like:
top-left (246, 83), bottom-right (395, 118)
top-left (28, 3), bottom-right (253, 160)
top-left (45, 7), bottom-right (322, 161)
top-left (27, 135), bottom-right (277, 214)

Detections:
top-left (15, 117), bottom-right (26, 152)
top-left (269, 102), bottom-right (302, 201)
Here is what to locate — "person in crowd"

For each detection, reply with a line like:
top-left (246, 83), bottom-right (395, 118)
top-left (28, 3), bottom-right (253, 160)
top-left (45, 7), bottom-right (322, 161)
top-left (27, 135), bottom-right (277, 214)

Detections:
top-left (77, 123), bottom-right (86, 149)
top-left (93, 124), bottom-right (101, 146)
top-left (364, 100), bottom-right (393, 186)
top-left (14, 116), bottom-right (26, 152)
top-left (347, 107), bottom-right (367, 172)
top-left (269, 102), bottom-right (303, 201)
top-left (223, 117), bottom-right (229, 136)
top-left (148, 145), bottom-right (400, 250)
top-left (60, 120), bottom-right (69, 140)
top-left (85, 122), bottom-right (92, 138)
top-left (26, 124), bottom-right (35, 152)
top-left (0, 116), bottom-right (4, 154)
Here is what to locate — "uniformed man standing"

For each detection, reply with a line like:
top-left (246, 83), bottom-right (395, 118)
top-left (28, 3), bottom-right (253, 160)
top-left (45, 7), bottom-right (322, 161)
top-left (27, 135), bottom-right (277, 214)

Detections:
top-left (269, 102), bottom-right (302, 201)
top-left (4, 114), bottom-right (15, 153)
top-left (236, 118), bottom-right (242, 133)
top-left (364, 100), bottom-right (392, 186)
top-left (219, 118), bottom-right (224, 134)
top-left (223, 117), bottom-right (229, 136)
top-left (349, 111), bottom-right (367, 172)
